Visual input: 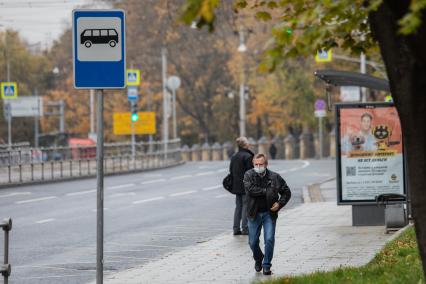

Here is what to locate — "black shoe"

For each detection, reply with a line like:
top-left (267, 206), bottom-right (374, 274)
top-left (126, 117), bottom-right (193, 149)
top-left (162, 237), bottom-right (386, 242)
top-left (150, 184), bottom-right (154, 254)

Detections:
top-left (255, 260), bottom-right (262, 272)
top-left (233, 230), bottom-right (242, 236)
top-left (241, 230), bottom-right (249, 235)
top-left (263, 267), bottom-right (272, 275)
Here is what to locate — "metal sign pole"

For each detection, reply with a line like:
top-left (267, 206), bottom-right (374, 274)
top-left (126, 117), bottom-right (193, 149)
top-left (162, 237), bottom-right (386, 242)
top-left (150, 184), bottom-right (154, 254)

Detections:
top-left (96, 89), bottom-right (104, 284)
top-left (319, 116), bottom-right (323, 159)
top-left (7, 108), bottom-right (11, 150)
top-left (131, 101), bottom-right (135, 160)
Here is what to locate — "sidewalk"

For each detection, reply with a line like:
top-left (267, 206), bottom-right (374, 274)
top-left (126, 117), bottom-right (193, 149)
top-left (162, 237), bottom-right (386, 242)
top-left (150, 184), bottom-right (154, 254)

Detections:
top-left (94, 179), bottom-right (398, 284)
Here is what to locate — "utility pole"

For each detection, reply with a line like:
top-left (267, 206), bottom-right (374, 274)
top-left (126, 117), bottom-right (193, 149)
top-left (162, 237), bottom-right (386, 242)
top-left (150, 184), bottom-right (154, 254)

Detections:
top-left (59, 100), bottom-right (64, 132)
top-left (161, 48), bottom-right (169, 158)
top-left (34, 88), bottom-right (39, 147)
top-left (3, 28), bottom-right (12, 149)
top-left (238, 27), bottom-right (247, 137)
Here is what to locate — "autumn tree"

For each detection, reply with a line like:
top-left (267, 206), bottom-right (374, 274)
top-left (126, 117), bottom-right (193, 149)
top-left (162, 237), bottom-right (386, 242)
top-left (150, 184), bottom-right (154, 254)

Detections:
top-left (0, 30), bottom-right (53, 145)
top-left (181, 0), bottom-right (426, 276)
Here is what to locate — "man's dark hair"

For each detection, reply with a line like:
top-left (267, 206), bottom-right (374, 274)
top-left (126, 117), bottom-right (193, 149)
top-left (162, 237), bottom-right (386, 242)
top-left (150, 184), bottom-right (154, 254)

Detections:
top-left (361, 112), bottom-right (373, 121)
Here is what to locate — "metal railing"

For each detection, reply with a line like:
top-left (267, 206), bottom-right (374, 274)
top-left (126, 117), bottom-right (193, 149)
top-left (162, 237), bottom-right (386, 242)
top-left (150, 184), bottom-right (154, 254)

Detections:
top-left (0, 218), bottom-right (12, 284)
top-left (0, 139), bottom-right (182, 186)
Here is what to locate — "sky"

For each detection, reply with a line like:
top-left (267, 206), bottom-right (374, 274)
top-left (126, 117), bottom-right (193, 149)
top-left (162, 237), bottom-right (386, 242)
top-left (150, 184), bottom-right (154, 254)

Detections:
top-left (0, 0), bottom-right (111, 48)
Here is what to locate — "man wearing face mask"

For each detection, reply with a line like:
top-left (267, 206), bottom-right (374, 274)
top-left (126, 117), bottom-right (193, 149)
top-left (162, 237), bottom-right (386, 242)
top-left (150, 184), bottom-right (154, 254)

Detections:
top-left (243, 153), bottom-right (291, 275)
top-left (229, 137), bottom-right (254, 235)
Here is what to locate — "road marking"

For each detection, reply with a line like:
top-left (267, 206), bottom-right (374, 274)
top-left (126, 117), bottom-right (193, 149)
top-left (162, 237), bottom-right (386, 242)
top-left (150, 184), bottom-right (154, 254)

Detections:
top-left (107, 183), bottom-right (135, 190)
top-left (133, 196), bottom-right (164, 204)
top-left (0, 192), bottom-right (31, 198)
top-left (202, 185), bottom-right (222, 191)
top-left (35, 218), bottom-right (55, 224)
top-left (16, 196), bottom-right (57, 204)
top-left (143, 173), bottom-right (163, 177)
top-left (215, 194), bottom-right (230, 198)
top-left (66, 189), bottom-right (96, 196)
top-left (109, 192), bottom-right (136, 198)
top-left (278, 160), bottom-right (310, 174)
top-left (140, 179), bottom-right (166, 185)
top-left (169, 190), bottom-right (197, 197)
top-left (196, 171), bottom-right (214, 176)
top-left (91, 208), bottom-right (109, 212)
top-left (170, 175), bottom-right (192, 180)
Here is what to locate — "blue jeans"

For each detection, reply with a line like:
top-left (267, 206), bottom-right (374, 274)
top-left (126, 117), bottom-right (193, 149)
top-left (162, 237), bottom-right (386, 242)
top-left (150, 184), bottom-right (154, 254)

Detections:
top-left (248, 211), bottom-right (276, 269)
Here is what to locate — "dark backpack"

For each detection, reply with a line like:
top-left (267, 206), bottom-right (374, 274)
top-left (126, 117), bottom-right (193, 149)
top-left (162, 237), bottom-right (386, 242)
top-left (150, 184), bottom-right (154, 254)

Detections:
top-left (222, 173), bottom-right (234, 194)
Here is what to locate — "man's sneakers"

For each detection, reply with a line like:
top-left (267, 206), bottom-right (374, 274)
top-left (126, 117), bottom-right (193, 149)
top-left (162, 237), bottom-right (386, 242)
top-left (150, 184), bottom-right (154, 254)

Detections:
top-left (263, 267), bottom-right (272, 275)
top-left (233, 230), bottom-right (242, 236)
top-left (241, 230), bottom-right (249, 235)
top-left (254, 260), bottom-right (262, 272)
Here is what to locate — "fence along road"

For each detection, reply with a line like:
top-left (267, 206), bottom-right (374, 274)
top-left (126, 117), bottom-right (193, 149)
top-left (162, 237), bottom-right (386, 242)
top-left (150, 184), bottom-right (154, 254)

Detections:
top-left (0, 140), bottom-right (182, 187)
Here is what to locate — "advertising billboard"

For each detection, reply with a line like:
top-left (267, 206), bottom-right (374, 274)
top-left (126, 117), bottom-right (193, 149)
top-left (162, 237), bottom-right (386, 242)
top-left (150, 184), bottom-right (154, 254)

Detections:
top-left (336, 103), bottom-right (406, 204)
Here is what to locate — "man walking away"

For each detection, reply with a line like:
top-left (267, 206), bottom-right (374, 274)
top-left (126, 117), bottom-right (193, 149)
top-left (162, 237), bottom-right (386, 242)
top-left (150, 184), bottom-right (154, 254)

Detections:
top-left (244, 153), bottom-right (291, 275)
top-left (230, 137), bottom-right (254, 235)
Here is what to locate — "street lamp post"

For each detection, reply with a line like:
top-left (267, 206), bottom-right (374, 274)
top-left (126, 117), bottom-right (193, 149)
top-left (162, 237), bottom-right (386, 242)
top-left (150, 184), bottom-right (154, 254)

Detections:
top-left (167, 76), bottom-right (181, 139)
top-left (238, 27), bottom-right (247, 137)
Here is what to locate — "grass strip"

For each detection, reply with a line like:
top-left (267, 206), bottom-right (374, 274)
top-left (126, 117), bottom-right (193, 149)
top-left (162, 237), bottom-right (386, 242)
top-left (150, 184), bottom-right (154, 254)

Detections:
top-left (260, 226), bottom-right (424, 284)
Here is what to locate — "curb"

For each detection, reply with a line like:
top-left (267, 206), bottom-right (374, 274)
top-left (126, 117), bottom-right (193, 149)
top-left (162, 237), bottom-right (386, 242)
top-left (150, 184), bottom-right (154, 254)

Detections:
top-left (302, 177), bottom-right (336, 203)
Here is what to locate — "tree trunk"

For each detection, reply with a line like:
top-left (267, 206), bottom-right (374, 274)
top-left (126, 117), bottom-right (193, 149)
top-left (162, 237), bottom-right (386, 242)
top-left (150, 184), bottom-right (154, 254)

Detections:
top-left (369, 1), bottom-right (426, 276)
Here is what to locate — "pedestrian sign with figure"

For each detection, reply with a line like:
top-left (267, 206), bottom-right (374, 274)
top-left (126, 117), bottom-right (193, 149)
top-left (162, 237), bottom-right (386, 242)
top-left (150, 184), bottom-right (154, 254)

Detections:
top-left (1, 82), bottom-right (18, 99)
top-left (73, 9), bottom-right (126, 89)
top-left (315, 49), bottom-right (332, 63)
top-left (126, 69), bottom-right (140, 86)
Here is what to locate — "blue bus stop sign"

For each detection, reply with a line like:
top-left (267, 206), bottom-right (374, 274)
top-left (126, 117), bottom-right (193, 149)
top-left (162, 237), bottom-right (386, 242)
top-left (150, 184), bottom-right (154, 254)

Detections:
top-left (73, 9), bottom-right (126, 89)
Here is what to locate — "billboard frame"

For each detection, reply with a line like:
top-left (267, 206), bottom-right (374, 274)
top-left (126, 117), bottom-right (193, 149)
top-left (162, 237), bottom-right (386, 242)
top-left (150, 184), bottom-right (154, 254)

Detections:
top-left (335, 102), bottom-right (407, 205)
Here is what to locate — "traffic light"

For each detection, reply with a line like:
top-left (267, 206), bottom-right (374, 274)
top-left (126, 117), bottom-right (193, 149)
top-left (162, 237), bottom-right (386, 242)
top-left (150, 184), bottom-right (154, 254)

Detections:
top-left (131, 104), bottom-right (138, 122)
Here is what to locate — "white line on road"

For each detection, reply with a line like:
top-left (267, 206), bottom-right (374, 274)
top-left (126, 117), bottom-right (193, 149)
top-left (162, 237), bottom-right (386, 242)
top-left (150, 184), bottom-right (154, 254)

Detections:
top-left (91, 208), bottom-right (109, 212)
top-left (215, 194), bottom-right (230, 198)
top-left (107, 183), bottom-right (135, 190)
top-left (140, 179), bottom-right (166, 185)
top-left (16, 196), bottom-right (57, 204)
top-left (202, 185), bottom-right (222, 191)
top-left (0, 192), bottom-right (31, 198)
top-left (35, 218), bottom-right (55, 224)
top-left (170, 175), bottom-right (192, 180)
top-left (65, 189), bottom-right (96, 197)
top-left (196, 171), bottom-right (214, 176)
top-left (143, 173), bottom-right (163, 177)
top-left (109, 192), bottom-right (136, 198)
top-left (169, 190), bottom-right (197, 197)
top-left (133, 196), bottom-right (164, 204)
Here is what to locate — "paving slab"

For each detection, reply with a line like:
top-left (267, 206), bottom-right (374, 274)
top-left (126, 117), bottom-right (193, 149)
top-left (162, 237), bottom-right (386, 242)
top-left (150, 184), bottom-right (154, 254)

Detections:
top-left (92, 199), bottom-right (396, 284)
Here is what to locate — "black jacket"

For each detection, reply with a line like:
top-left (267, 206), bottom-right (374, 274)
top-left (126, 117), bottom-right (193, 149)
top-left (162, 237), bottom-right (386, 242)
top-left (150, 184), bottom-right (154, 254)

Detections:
top-left (244, 168), bottom-right (291, 219)
top-left (229, 147), bottom-right (254, 195)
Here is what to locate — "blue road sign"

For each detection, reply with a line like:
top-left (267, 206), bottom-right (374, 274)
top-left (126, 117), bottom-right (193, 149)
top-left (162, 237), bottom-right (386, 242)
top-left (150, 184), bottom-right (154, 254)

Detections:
top-left (1, 82), bottom-right (18, 99)
top-left (73, 9), bottom-right (126, 89)
top-left (127, 86), bottom-right (138, 102)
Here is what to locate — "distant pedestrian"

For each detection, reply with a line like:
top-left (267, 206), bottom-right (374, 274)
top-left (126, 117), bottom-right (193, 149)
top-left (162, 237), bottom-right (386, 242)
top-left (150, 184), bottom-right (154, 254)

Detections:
top-left (244, 153), bottom-right (291, 275)
top-left (229, 137), bottom-right (254, 235)
top-left (269, 143), bottom-right (277, 160)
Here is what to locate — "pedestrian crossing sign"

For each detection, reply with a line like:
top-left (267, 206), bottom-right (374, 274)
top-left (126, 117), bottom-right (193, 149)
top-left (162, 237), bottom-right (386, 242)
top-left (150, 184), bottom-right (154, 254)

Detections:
top-left (1, 82), bottom-right (18, 99)
top-left (126, 69), bottom-right (140, 86)
top-left (315, 49), bottom-right (332, 63)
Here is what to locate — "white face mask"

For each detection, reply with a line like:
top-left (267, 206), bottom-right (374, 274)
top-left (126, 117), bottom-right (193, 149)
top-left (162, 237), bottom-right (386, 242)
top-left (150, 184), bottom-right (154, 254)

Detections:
top-left (254, 166), bottom-right (266, 174)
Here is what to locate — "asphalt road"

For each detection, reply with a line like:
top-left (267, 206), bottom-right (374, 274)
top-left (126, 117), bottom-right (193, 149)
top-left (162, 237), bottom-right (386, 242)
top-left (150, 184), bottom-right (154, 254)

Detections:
top-left (0, 160), bottom-right (336, 284)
